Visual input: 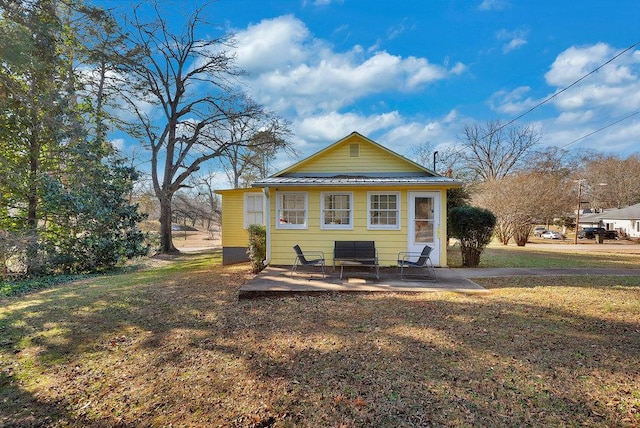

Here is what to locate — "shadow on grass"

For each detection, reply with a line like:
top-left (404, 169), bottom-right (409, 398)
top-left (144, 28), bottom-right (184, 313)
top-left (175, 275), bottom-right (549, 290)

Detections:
top-left (1, 252), bottom-right (638, 426)
top-left (0, 371), bottom-right (137, 428)
top-left (448, 244), bottom-right (640, 269)
top-left (474, 275), bottom-right (640, 290)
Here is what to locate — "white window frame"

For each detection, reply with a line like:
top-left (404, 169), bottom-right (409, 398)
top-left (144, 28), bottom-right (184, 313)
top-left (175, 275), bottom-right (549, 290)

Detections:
top-left (276, 192), bottom-right (308, 229)
top-left (367, 191), bottom-right (401, 230)
top-left (320, 192), bottom-right (353, 230)
top-left (243, 192), bottom-right (265, 229)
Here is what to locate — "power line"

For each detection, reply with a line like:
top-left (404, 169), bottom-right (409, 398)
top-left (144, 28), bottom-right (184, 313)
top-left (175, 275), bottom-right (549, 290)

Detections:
top-left (441, 41), bottom-right (640, 161)
top-left (488, 40), bottom-right (640, 137)
top-left (560, 109), bottom-right (640, 149)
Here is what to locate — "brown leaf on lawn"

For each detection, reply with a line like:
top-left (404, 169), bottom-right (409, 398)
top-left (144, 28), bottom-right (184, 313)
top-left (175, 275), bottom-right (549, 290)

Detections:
top-left (333, 394), bottom-right (347, 406)
top-left (2, 248), bottom-right (640, 427)
top-left (353, 396), bottom-right (367, 408)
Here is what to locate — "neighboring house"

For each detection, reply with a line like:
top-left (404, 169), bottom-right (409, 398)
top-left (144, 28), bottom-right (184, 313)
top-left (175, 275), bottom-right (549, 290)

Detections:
top-left (598, 203), bottom-right (640, 238)
top-left (216, 132), bottom-right (461, 267)
top-left (576, 203), bottom-right (640, 238)
top-left (577, 210), bottom-right (605, 228)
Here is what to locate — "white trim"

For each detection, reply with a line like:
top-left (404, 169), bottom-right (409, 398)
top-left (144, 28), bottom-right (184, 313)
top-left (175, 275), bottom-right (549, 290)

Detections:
top-left (243, 192), bottom-right (265, 229)
top-left (320, 192), bottom-right (354, 230)
top-left (367, 191), bottom-right (401, 230)
top-left (263, 187), bottom-right (271, 265)
top-left (276, 191), bottom-right (308, 229)
top-left (408, 191), bottom-right (441, 266)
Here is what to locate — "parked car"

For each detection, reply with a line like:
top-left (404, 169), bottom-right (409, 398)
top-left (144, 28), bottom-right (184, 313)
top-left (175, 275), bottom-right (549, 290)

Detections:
top-left (577, 227), bottom-right (618, 239)
top-left (541, 231), bottom-right (562, 239)
top-left (533, 227), bottom-right (547, 237)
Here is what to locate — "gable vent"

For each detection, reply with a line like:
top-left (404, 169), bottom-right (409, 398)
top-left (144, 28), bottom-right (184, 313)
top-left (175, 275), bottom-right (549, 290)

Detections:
top-left (349, 143), bottom-right (360, 157)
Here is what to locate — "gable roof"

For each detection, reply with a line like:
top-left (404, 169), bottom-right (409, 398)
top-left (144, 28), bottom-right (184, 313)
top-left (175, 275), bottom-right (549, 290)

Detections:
top-left (253, 132), bottom-right (461, 188)
top-left (598, 203), bottom-right (640, 220)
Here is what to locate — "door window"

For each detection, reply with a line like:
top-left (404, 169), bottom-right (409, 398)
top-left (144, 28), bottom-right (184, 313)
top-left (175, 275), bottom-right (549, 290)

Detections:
top-left (414, 197), bottom-right (434, 243)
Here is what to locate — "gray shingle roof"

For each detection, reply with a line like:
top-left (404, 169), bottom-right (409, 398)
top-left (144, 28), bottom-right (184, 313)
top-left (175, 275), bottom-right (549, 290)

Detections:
top-left (598, 203), bottom-right (640, 220)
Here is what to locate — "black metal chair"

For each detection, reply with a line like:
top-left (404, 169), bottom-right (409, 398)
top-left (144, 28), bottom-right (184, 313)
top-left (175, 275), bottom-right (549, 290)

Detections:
top-left (397, 245), bottom-right (436, 281)
top-left (291, 245), bottom-right (326, 278)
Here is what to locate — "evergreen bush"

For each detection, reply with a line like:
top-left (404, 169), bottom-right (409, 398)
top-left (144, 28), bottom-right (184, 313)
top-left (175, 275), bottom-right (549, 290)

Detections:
top-left (449, 206), bottom-right (496, 267)
top-left (247, 224), bottom-right (267, 273)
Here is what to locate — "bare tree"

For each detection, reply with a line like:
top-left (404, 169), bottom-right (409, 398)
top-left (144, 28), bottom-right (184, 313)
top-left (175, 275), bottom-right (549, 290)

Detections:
top-left (525, 146), bottom-right (578, 224)
top-left (475, 171), bottom-right (571, 246)
top-left (117, 2), bottom-right (281, 252)
top-left (409, 141), bottom-right (436, 170)
top-left (215, 110), bottom-right (292, 188)
top-left (460, 120), bottom-right (541, 181)
top-left (581, 154), bottom-right (640, 209)
top-left (410, 141), bottom-right (467, 178)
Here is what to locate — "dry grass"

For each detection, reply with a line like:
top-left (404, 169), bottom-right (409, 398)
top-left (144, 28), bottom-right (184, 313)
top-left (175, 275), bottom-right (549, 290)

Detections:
top-left (1, 251), bottom-right (639, 427)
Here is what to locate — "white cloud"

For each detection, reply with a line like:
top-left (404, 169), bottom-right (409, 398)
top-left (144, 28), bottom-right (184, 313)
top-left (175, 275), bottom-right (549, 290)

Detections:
top-left (234, 15), bottom-right (312, 74)
top-left (486, 43), bottom-right (640, 156)
top-left (545, 43), bottom-right (640, 112)
top-left (109, 138), bottom-right (126, 151)
top-left (503, 38), bottom-right (526, 53)
top-left (232, 16), bottom-right (464, 116)
top-left (545, 43), bottom-right (611, 86)
top-left (443, 109), bottom-right (459, 123)
top-left (386, 18), bottom-right (415, 40)
top-left (296, 111), bottom-right (402, 142)
top-left (489, 43), bottom-right (640, 120)
top-left (540, 116), bottom-right (640, 155)
top-left (489, 86), bottom-right (538, 114)
top-left (305, 0), bottom-right (344, 6)
top-left (284, 109), bottom-right (462, 162)
top-left (478, 0), bottom-right (510, 11)
top-left (555, 110), bottom-right (595, 124)
top-left (496, 28), bottom-right (528, 53)
top-left (450, 62), bottom-right (467, 75)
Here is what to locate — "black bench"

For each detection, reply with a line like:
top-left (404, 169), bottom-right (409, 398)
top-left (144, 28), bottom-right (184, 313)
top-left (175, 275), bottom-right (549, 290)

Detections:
top-left (333, 241), bottom-right (380, 279)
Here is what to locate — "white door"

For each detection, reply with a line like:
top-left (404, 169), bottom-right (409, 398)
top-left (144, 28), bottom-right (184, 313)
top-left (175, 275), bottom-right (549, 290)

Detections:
top-left (408, 192), bottom-right (441, 266)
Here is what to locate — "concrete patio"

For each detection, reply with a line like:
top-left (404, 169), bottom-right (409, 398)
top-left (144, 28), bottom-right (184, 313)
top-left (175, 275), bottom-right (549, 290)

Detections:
top-left (238, 265), bottom-right (489, 299)
top-left (238, 265), bottom-right (640, 299)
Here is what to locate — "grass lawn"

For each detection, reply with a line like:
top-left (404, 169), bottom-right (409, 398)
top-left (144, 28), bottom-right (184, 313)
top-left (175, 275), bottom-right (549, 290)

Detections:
top-left (1, 247), bottom-right (639, 427)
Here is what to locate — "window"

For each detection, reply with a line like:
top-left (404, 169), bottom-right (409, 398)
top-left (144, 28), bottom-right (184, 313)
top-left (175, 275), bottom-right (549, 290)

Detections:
top-left (368, 192), bottom-right (400, 229)
top-left (244, 193), bottom-right (264, 228)
top-left (321, 192), bottom-right (353, 229)
top-left (277, 192), bottom-right (307, 229)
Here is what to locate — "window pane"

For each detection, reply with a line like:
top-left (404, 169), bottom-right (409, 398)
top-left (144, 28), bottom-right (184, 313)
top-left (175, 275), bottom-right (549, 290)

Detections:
top-left (369, 193), bottom-right (398, 228)
top-left (279, 193), bottom-right (306, 226)
top-left (414, 197), bottom-right (434, 243)
top-left (245, 194), bottom-right (264, 227)
top-left (322, 193), bottom-right (351, 227)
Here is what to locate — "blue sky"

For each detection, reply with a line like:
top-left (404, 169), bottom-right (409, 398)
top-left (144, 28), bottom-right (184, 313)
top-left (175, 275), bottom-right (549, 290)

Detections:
top-left (100, 0), bottom-right (640, 171)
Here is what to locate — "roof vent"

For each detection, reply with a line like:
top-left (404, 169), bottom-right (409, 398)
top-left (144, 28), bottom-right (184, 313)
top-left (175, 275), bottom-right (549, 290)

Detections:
top-left (349, 143), bottom-right (359, 157)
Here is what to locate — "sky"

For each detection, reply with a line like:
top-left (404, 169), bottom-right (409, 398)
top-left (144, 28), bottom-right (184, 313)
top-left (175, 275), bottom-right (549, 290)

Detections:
top-left (99, 0), bottom-right (640, 173)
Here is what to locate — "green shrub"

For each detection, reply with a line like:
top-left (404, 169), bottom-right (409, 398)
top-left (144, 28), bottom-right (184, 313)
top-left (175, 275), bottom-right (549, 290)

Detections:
top-left (247, 224), bottom-right (266, 273)
top-left (449, 206), bottom-right (496, 267)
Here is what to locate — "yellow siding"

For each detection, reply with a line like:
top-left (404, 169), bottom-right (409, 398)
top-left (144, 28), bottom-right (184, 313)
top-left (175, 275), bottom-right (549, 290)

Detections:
top-left (293, 134), bottom-right (424, 174)
top-left (218, 190), bottom-right (250, 247)
top-left (219, 133), bottom-right (457, 267)
top-left (268, 186), bottom-right (449, 266)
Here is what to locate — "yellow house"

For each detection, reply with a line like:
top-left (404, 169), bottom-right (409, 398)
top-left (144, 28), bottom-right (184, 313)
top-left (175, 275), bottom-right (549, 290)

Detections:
top-left (217, 132), bottom-right (461, 267)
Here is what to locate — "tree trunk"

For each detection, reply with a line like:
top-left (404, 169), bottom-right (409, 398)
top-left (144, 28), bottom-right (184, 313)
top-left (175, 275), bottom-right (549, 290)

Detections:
top-left (461, 246), bottom-right (481, 268)
top-left (158, 195), bottom-right (177, 253)
top-left (26, 117), bottom-right (40, 274)
top-left (513, 229), bottom-right (529, 246)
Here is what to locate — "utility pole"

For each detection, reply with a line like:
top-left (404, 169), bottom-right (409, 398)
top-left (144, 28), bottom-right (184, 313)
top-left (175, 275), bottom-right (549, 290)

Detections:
top-left (574, 179), bottom-right (584, 245)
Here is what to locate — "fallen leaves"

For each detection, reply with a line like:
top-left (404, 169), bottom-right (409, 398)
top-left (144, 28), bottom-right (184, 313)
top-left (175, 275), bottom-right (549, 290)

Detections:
top-left (1, 254), bottom-right (639, 427)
